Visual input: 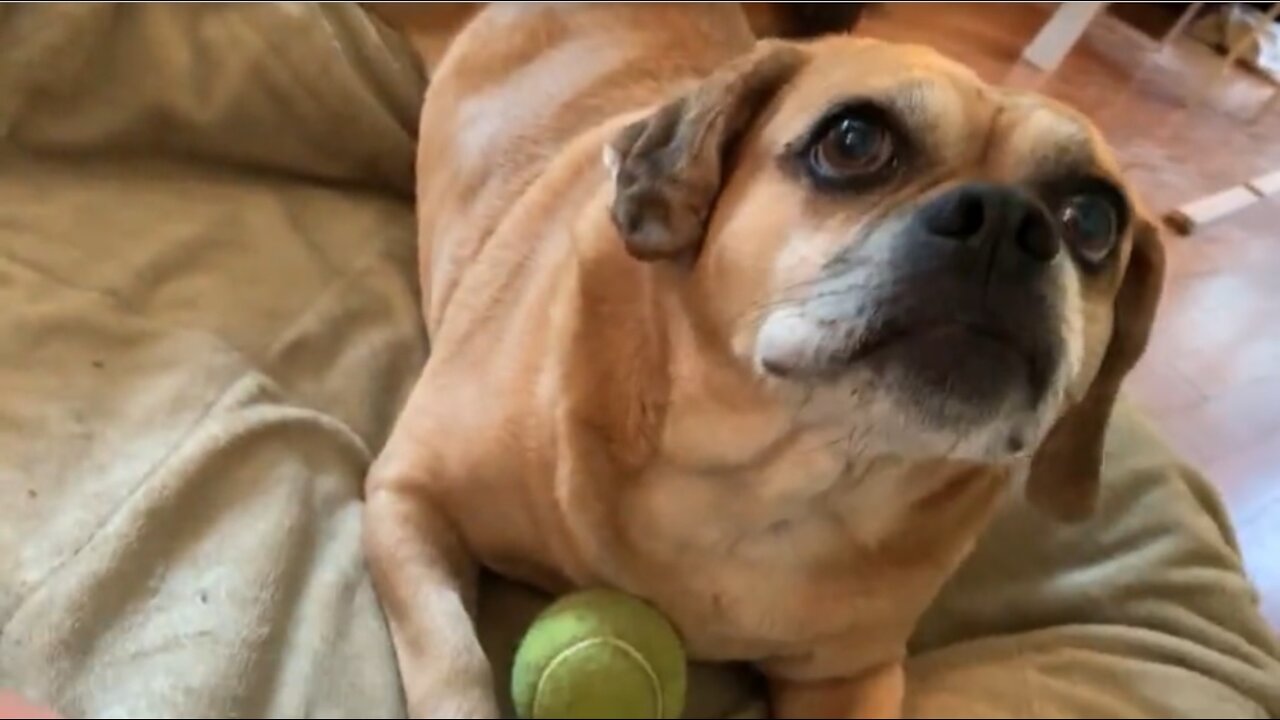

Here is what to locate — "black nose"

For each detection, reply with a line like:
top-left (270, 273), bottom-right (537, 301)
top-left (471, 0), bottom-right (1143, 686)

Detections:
top-left (922, 182), bottom-right (1059, 265)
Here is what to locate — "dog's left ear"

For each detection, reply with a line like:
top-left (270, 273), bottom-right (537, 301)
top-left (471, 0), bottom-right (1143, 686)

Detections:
top-left (606, 44), bottom-right (804, 262)
top-left (1026, 216), bottom-right (1167, 521)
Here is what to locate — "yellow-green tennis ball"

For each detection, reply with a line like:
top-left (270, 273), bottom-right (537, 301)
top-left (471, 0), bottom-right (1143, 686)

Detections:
top-left (511, 588), bottom-right (687, 719)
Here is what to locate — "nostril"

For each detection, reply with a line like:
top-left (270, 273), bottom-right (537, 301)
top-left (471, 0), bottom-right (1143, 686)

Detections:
top-left (1015, 210), bottom-right (1059, 262)
top-left (954, 193), bottom-right (987, 240)
top-left (928, 190), bottom-right (986, 242)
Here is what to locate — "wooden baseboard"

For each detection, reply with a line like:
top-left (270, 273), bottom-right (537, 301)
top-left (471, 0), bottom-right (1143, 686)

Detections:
top-left (1163, 185), bottom-right (1261, 235)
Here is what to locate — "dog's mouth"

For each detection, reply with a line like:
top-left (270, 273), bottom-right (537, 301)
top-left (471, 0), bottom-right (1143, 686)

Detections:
top-left (758, 309), bottom-right (1058, 416)
top-left (856, 317), bottom-right (1053, 410)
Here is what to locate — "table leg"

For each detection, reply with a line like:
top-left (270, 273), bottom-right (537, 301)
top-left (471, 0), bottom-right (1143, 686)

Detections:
top-left (1021, 2), bottom-right (1109, 71)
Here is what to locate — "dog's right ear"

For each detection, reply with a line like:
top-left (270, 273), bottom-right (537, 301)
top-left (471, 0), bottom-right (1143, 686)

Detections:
top-left (1026, 216), bottom-right (1166, 521)
top-left (605, 45), bottom-right (804, 262)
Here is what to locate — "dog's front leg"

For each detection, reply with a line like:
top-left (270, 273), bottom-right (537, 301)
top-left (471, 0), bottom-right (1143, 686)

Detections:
top-left (768, 662), bottom-right (904, 719)
top-left (364, 479), bottom-right (498, 719)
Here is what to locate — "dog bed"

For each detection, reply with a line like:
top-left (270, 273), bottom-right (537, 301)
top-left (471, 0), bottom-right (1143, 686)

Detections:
top-left (0, 4), bottom-right (1277, 717)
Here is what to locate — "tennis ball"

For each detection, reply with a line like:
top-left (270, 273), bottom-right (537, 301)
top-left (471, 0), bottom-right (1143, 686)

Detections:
top-left (510, 588), bottom-right (688, 719)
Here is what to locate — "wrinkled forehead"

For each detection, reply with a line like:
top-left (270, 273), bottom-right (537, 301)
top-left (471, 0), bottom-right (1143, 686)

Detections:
top-left (985, 91), bottom-right (1123, 184)
top-left (769, 38), bottom-right (1123, 183)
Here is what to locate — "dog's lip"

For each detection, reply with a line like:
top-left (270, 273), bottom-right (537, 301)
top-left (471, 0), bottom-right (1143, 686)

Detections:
top-left (757, 311), bottom-right (1046, 388)
top-left (846, 317), bottom-right (1047, 389)
top-left (848, 318), bottom-right (1026, 361)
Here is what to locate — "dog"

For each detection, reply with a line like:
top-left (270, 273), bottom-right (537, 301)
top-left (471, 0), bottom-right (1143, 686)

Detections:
top-left (364, 4), bottom-right (1166, 717)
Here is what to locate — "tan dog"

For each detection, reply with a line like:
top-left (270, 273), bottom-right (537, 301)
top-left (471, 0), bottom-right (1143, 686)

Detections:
top-left (365, 4), bottom-right (1165, 718)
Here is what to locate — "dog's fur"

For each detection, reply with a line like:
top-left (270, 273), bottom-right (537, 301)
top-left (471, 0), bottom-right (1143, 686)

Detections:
top-left (364, 4), bottom-right (1165, 717)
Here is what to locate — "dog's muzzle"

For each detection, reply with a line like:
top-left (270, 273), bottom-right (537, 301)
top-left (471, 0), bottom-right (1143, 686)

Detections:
top-left (758, 181), bottom-right (1067, 427)
top-left (866, 181), bottom-right (1064, 416)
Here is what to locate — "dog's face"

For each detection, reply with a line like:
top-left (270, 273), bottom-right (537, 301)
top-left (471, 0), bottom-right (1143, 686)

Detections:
top-left (608, 37), bottom-right (1164, 520)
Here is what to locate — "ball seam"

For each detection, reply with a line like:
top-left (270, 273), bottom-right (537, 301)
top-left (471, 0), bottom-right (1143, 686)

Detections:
top-left (532, 636), bottom-right (663, 718)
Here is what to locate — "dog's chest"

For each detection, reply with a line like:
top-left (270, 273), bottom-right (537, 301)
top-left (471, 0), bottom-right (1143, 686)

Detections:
top-left (608, 442), bottom-right (954, 674)
top-left (628, 516), bottom-right (940, 678)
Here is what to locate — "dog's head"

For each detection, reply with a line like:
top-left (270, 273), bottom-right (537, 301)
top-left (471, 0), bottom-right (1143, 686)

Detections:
top-left (605, 37), bottom-right (1164, 521)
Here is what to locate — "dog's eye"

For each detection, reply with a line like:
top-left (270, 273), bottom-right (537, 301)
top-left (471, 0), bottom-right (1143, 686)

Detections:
top-left (808, 113), bottom-right (895, 183)
top-left (1060, 194), bottom-right (1118, 265)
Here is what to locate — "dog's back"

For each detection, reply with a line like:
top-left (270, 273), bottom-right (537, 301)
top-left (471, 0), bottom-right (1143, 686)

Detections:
top-left (396, 3), bottom-right (863, 333)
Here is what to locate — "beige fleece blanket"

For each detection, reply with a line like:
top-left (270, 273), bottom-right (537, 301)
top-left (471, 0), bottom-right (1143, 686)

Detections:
top-left (0, 4), bottom-right (1276, 718)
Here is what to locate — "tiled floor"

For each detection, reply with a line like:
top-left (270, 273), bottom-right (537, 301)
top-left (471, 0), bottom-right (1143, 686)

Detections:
top-left (858, 3), bottom-right (1280, 626)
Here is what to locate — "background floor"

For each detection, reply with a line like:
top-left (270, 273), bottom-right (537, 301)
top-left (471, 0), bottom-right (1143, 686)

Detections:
top-left (858, 2), bottom-right (1280, 627)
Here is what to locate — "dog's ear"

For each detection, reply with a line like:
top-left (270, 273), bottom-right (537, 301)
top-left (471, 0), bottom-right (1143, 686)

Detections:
top-left (1026, 216), bottom-right (1166, 521)
top-left (606, 45), bottom-right (803, 262)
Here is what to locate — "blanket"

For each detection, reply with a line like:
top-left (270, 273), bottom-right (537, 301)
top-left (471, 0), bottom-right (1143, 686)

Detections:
top-left (0, 4), bottom-right (1277, 718)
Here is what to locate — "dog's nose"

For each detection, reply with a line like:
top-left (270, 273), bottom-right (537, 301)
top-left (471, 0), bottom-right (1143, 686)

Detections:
top-left (921, 182), bottom-right (1058, 265)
